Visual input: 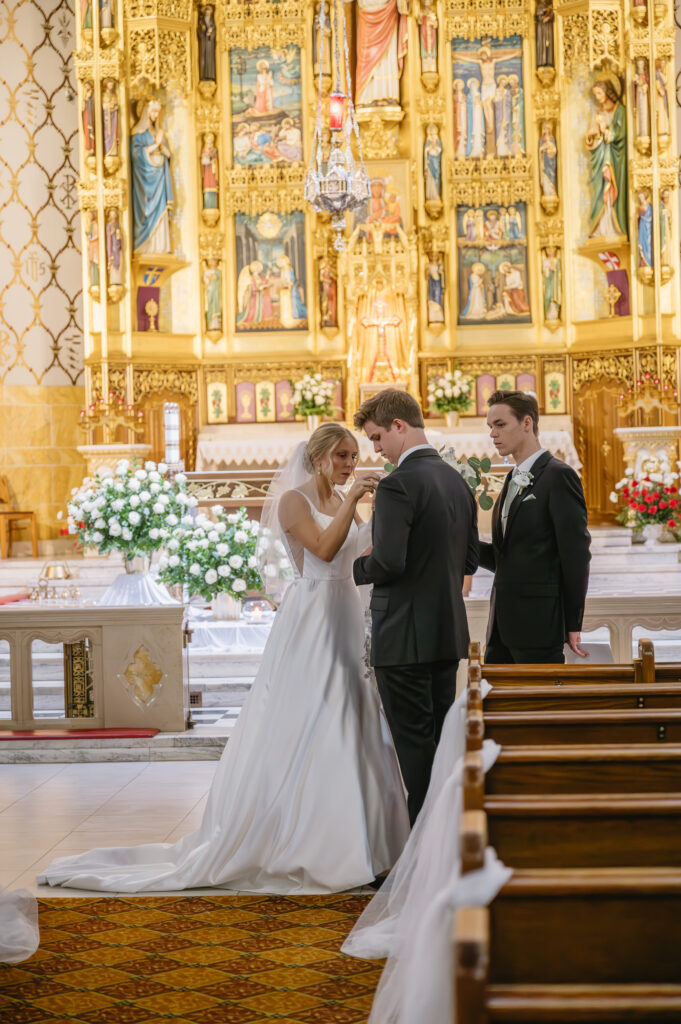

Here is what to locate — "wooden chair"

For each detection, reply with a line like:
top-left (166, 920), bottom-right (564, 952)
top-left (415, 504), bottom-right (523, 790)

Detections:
top-left (0, 475), bottom-right (39, 558)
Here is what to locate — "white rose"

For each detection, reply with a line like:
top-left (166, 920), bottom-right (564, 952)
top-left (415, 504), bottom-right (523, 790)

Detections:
top-left (166, 514), bottom-right (179, 527)
top-left (175, 472), bottom-right (186, 484)
top-left (625, 468), bottom-right (634, 476)
top-left (189, 563), bottom-right (201, 576)
top-left (168, 554), bottom-right (180, 568)
top-left (129, 494), bottom-right (141, 508)
top-left (216, 542), bottom-right (229, 557)
top-left (208, 530), bottom-right (219, 542)
top-left (218, 564), bottom-right (230, 577)
top-left (215, 522), bottom-right (227, 534)
top-left (304, 389), bottom-right (312, 400)
top-left (229, 554), bottom-right (243, 569)
top-left (609, 491), bottom-right (618, 503)
top-left (128, 510), bottom-right (141, 525)
top-left (148, 471), bottom-right (161, 483)
top-left (234, 530), bottom-right (248, 543)
top-left (162, 480), bottom-right (172, 491)
top-left (129, 478), bottom-right (141, 492)
top-left (187, 496), bottom-right (198, 508)
top-left (149, 528), bottom-right (160, 540)
top-left (227, 513), bottom-right (239, 524)
top-left (95, 518), bottom-right (106, 528)
top-left (199, 539), bottom-right (210, 549)
top-left (153, 502), bottom-right (164, 514)
top-left (157, 463), bottom-right (168, 474)
top-left (144, 461), bottom-right (155, 471)
top-left (314, 394), bottom-right (325, 406)
top-left (112, 498), bottom-right (125, 512)
top-left (187, 540), bottom-right (198, 552)
top-left (435, 387), bottom-right (444, 398)
top-left (205, 568), bottom-right (218, 585)
top-left (247, 555), bottom-right (257, 568)
top-left (122, 527), bottom-right (133, 541)
top-left (293, 390), bottom-right (302, 403)
top-left (249, 521), bottom-right (259, 535)
top-left (114, 481), bottom-right (124, 493)
top-left (92, 531), bottom-right (103, 543)
top-left (134, 469), bottom-right (147, 480)
top-left (176, 492), bottom-right (189, 505)
top-left (168, 538), bottom-right (180, 551)
top-left (444, 387), bottom-right (452, 398)
top-left (116, 459), bottom-right (130, 473)
top-left (232, 579), bottom-right (246, 593)
top-left (181, 515), bottom-right (194, 527)
top-left (138, 490), bottom-right (150, 503)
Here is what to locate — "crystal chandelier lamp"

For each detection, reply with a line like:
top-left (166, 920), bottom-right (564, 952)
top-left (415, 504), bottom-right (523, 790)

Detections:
top-left (305, 0), bottom-right (370, 251)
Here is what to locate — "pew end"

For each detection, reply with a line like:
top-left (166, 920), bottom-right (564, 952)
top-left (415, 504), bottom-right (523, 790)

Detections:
top-left (454, 906), bottom-right (489, 1024)
top-left (466, 708), bottom-right (485, 752)
top-left (461, 809), bottom-right (487, 874)
top-left (463, 751), bottom-right (485, 811)
top-left (469, 641), bottom-right (482, 666)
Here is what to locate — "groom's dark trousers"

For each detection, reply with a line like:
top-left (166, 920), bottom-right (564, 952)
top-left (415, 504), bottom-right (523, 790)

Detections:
top-left (480, 451), bottom-right (591, 666)
top-left (354, 449), bottom-right (479, 825)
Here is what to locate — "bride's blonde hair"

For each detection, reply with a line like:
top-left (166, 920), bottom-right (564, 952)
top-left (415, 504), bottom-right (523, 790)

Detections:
top-left (304, 423), bottom-right (358, 491)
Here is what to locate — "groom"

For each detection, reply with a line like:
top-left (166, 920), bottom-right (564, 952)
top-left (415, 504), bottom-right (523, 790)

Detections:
top-left (353, 389), bottom-right (479, 824)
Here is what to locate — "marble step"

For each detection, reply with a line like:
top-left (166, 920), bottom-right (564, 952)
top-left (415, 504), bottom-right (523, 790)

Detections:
top-left (0, 730), bottom-right (228, 764)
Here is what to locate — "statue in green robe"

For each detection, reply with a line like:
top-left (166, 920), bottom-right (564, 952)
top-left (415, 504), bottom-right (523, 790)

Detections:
top-left (585, 76), bottom-right (627, 240)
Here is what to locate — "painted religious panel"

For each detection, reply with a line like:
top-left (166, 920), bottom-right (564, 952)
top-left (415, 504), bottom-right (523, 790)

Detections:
top-left (353, 160), bottom-right (411, 237)
top-left (235, 211), bottom-right (309, 332)
top-left (230, 45), bottom-right (303, 164)
top-left (456, 202), bottom-right (531, 325)
top-left (451, 35), bottom-right (525, 159)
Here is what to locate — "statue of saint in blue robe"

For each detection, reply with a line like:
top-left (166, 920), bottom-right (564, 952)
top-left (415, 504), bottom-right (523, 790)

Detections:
top-left (637, 194), bottom-right (653, 268)
top-left (130, 101), bottom-right (173, 254)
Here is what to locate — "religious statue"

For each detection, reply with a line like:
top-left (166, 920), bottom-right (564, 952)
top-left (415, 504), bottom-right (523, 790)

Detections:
top-left (277, 254), bottom-right (308, 329)
top-left (82, 81), bottom-right (95, 167)
top-left (426, 257), bottom-right (445, 325)
top-left (636, 189), bottom-right (653, 280)
top-left (80, 0), bottom-right (92, 34)
top-left (99, 0), bottom-right (115, 42)
top-left (355, 0), bottom-right (409, 109)
top-left (319, 258), bottom-right (338, 329)
top-left (105, 208), bottom-right (123, 300)
top-left (542, 247), bottom-right (561, 323)
top-left (538, 120), bottom-right (558, 212)
top-left (200, 132), bottom-right (219, 225)
top-left (654, 60), bottom-right (671, 148)
top-left (535, 0), bottom-right (555, 81)
top-left (493, 75), bottom-right (511, 156)
top-left (585, 74), bottom-right (627, 240)
top-left (423, 123), bottom-right (443, 218)
top-left (659, 187), bottom-right (673, 276)
top-left (508, 74), bottom-right (525, 155)
top-left (101, 78), bottom-right (120, 172)
top-left (417, 0), bottom-right (438, 83)
top-left (632, 58), bottom-right (650, 154)
top-left (452, 79), bottom-right (467, 158)
top-left (203, 259), bottom-right (223, 334)
top-left (357, 278), bottom-right (410, 384)
top-left (198, 4), bottom-right (217, 95)
top-left (313, 1), bottom-right (332, 89)
top-left (466, 78), bottom-right (485, 158)
top-left (130, 99), bottom-right (173, 254)
top-left (85, 210), bottom-right (99, 298)
top-left (632, 0), bottom-right (647, 23)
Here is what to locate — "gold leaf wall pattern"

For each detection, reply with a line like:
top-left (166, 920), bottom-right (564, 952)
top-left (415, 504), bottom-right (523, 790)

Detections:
top-left (0, 0), bottom-right (83, 385)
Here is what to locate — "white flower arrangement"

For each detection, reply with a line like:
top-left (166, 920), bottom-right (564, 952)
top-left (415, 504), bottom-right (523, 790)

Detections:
top-left (427, 368), bottom-right (474, 415)
top-left (63, 459), bottom-right (195, 558)
top-left (157, 505), bottom-right (263, 602)
top-left (290, 370), bottom-right (336, 419)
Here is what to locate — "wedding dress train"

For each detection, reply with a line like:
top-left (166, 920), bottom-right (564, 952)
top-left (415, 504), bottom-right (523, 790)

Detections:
top-left (38, 503), bottom-right (409, 894)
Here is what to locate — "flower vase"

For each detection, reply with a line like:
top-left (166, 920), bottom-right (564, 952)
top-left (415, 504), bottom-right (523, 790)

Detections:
top-left (444, 410), bottom-right (460, 430)
top-left (306, 414), bottom-right (321, 432)
top-left (643, 523), bottom-right (663, 546)
top-left (212, 592), bottom-right (243, 620)
top-left (98, 553), bottom-right (179, 606)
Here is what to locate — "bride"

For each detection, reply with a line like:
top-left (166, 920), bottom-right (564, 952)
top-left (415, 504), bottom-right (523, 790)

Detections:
top-left (38, 423), bottom-right (409, 894)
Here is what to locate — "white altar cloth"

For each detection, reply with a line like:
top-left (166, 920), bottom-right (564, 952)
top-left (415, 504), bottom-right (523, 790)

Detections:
top-left (196, 421), bottom-right (581, 472)
top-left (187, 607), bottom-right (272, 652)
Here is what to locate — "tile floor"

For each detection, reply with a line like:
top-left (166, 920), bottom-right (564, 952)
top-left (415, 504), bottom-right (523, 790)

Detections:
top-left (0, 760), bottom-right (218, 898)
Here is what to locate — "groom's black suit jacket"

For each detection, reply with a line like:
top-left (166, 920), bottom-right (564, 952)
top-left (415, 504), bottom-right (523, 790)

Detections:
top-left (353, 448), bottom-right (479, 667)
top-left (479, 451), bottom-right (591, 650)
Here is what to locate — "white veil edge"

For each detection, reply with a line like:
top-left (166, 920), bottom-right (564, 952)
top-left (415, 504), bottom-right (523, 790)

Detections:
top-left (256, 441), bottom-right (313, 599)
top-left (0, 887), bottom-right (39, 963)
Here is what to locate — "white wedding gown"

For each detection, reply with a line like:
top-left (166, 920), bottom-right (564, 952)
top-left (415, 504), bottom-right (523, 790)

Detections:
top-left (38, 498), bottom-right (409, 894)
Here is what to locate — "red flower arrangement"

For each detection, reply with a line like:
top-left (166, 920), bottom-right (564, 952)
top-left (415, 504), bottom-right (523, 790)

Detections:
top-left (611, 471), bottom-right (681, 537)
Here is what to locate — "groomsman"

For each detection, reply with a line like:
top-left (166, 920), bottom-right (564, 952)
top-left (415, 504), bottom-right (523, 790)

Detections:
top-left (480, 390), bottom-right (591, 664)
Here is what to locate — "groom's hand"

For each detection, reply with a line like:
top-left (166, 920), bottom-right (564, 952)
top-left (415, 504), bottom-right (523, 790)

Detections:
top-left (568, 631), bottom-right (588, 658)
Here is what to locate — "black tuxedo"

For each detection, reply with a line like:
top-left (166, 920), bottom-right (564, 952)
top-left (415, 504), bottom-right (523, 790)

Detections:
top-left (353, 448), bottom-right (479, 822)
top-left (479, 451), bottom-right (591, 664)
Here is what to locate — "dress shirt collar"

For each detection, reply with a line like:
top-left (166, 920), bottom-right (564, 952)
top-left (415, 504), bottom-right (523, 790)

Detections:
top-left (397, 443), bottom-right (436, 467)
top-left (512, 447), bottom-right (546, 477)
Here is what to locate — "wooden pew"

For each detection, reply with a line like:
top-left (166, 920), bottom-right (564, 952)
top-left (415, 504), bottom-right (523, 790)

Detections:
top-left (454, 814), bottom-right (681, 1022)
top-left (463, 756), bottom-right (681, 868)
top-left (482, 707), bottom-right (681, 746)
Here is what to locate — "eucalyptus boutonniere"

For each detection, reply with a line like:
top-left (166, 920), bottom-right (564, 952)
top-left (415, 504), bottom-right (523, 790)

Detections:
top-left (514, 469), bottom-right (534, 490)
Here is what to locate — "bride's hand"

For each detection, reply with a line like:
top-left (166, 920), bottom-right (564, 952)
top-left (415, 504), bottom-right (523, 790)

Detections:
top-left (348, 472), bottom-right (381, 503)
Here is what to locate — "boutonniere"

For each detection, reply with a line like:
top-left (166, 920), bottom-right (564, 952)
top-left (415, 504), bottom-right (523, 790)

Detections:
top-left (514, 469), bottom-right (534, 489)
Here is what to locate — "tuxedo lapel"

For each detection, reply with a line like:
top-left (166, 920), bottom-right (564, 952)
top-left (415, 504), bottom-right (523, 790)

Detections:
top-left (493, 471), bottom-right (512, 548)
top-left (503, 451), bottom-right (553, 544)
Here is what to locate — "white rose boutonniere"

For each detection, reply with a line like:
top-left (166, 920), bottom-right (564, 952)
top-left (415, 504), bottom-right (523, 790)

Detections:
top-left (514, 469), bottom-right (534, 489)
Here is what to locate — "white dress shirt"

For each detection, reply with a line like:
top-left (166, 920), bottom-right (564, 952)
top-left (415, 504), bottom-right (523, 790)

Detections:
top-left (397, 443), bottom-right (435, 467)
top-left (501, 447), bottom-right (546, 534)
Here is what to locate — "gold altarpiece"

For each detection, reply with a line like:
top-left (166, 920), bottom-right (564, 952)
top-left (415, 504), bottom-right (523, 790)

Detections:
top-left (74, 0), bottom-right (680, 518)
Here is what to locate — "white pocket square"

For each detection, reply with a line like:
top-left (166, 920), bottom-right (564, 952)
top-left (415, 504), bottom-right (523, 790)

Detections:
top-left (521, 493), bottom-right (536, 502)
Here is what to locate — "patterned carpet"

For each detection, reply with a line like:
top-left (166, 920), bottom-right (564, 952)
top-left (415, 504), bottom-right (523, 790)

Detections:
top-left (0, 894), bottom-right (381, 1023)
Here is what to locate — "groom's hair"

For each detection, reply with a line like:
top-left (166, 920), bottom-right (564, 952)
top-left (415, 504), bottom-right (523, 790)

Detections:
top-left (488, 389), bottom-right (539, 436)
top-left (354, 389), bottom-right (425, 430)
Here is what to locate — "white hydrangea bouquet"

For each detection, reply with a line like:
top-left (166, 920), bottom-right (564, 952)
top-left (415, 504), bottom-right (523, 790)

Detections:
top-left (63, 459), bottom-right (195, 559)
top-left (291, 370), bottom-right (336, 419)
top-left (158, 505), bottom-right (262, 602)
top-left (427, 368), bottom-right (474, 414)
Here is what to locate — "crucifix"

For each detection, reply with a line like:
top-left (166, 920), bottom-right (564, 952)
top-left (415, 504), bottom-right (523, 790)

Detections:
top-left (360, 298), bottom-right (402, 383)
